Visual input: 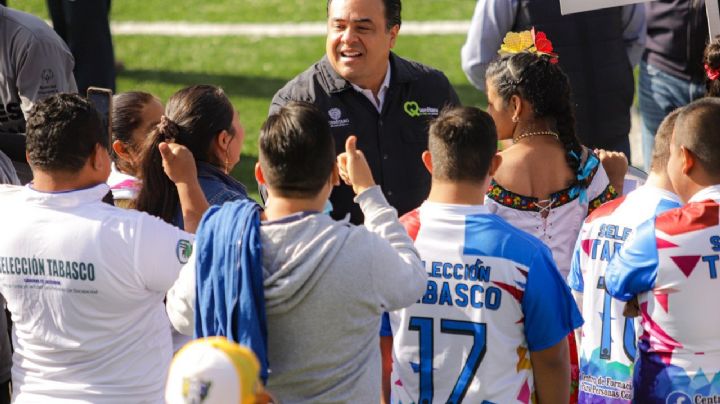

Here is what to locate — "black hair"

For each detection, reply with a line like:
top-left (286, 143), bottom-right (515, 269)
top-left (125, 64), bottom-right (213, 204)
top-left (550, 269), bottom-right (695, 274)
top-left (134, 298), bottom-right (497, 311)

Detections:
top-left (650, 107), bottom-right (682, 173)
top-left (486, 52), bottom-right (582, 175)
top-left (111, 91), bottom-right (156, 173)
top-left (260, 102), bottom-right (336, 198)
top-left (135, 85), bottom-right (236, 224)
top-left (428, 106), bottom-right (498, 182)
top-left (704, 36), bottom-right (720, 97)
top-left (26, 93), bottom-right (106, 173)
top-left (327, 0), bottom-right (401, 30)
top-left (674, 97), bottom-right (720, 176)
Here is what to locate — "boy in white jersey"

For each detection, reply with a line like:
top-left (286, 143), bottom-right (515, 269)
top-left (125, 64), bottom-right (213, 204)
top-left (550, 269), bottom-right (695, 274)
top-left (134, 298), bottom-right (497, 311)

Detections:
top-left (382, 106), bottom-right (583, 404)
top-left (568, 110), bottom-right (682, 403)
top-left (0, 93), bottom-right (207, 403)
top-left (606, 98), bottom-right (720, 403)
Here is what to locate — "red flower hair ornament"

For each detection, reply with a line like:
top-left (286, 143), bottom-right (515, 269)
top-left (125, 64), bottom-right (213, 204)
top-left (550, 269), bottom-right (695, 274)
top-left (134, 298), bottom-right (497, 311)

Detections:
top-left (705, 63), bottom-right (720, 81)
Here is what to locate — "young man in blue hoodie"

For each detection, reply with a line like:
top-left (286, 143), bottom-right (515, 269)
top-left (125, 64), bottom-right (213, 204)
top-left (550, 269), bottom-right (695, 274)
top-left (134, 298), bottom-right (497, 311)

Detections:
top-left (166, 101), bottom-right (427, 403)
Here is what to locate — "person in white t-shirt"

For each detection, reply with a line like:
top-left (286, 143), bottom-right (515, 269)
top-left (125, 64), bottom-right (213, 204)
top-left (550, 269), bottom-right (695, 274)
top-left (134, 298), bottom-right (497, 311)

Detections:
top-left (382, 106), bottom-right (583, 403)
top-left (0, 93), bottom-right (208, 403)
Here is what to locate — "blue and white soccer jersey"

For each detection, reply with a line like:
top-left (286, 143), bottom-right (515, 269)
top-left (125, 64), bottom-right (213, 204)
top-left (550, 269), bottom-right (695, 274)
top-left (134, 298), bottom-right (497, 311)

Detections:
top-left (606, 185), bottom-right (720, 403)
top-left (387, 202), bottom-right (582, 404)
top-left (568, 186), bottom-right (680, 404)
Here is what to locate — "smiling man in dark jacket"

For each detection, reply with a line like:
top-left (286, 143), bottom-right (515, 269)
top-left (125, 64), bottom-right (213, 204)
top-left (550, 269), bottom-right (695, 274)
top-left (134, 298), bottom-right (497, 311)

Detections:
top-left (270, 0), bottom-right (460, 224)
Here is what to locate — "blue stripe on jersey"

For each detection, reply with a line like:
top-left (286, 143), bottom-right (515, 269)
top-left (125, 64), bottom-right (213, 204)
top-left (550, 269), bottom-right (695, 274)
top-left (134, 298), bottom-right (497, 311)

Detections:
top-left (656, 198), bottom-right (681, 215)
top-left (464, 213), bottom-right (583, 352)
top-left (523, 243), bottom-right (584, 351)
top-left (605, 218), bottom-right (659, 301)
top-left (462, 214), bottom-right (542, 268)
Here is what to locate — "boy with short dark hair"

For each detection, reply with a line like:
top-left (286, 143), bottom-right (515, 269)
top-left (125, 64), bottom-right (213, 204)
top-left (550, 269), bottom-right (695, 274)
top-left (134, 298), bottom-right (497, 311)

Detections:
top-left (382, 106), bottom-right (582, 403)
top-left (167, 101), bottom-right (427, 403)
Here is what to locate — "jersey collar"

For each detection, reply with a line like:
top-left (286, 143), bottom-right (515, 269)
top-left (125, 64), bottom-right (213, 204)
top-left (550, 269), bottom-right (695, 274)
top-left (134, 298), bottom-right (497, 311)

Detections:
top-left (688, 184), bottom-right (720, 203)
top-left (23, 183), bottom-right (110, 208)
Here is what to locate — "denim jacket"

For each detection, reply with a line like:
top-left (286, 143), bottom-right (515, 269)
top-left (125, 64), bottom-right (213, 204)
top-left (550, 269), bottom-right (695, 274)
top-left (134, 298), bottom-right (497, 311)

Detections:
top-left (173, 161), bottom-right (249, 228)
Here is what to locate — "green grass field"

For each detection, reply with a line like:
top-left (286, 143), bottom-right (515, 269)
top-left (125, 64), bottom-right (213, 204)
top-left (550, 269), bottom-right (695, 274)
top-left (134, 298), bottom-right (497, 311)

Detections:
top-left (9, 2), bottom-right (484, 200)
top-left (10, 0), bottom-right (476, 22)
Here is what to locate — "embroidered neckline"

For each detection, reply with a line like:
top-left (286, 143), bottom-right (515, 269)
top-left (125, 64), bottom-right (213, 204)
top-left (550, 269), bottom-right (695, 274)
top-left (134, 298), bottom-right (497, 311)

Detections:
top-left (485, 156), bottom-right (604, 211)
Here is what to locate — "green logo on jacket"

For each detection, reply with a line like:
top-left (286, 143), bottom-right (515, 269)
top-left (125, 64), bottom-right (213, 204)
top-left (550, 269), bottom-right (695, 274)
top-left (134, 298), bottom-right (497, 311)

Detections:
top-left (404, 101), bottom-right (421, 117)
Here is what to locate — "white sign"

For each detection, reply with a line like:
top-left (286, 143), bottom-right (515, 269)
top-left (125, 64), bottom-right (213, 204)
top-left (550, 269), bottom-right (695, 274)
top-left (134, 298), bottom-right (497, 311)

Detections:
top-left (708, 0), bottom-right (720, 39)
top-left (560, 0), bottom-right (655, 15)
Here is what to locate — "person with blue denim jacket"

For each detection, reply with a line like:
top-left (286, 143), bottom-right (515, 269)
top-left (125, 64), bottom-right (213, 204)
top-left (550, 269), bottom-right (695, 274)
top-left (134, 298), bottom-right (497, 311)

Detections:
top-left (135, 84), bottom-right (248, 231)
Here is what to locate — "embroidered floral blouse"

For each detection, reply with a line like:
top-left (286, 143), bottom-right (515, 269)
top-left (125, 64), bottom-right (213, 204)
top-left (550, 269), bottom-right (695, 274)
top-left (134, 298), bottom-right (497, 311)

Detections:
top-left (485, 152), bottom-right (617, 279)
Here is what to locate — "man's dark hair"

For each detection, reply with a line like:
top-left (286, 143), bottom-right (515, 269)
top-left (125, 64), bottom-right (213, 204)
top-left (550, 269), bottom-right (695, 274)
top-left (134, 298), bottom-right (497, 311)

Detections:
top-left (26, 93), bottom-right (106, 173)
top-left (428, 106), bottom-right (498, 182)
top-left (674, 97), bottom-right (720, 176)
top-left (327, 0), bottom-right (402, 30)
top-left (260, 102), bottom-right (336, 198)
top-left (650, 107), bottom-right (683, 173)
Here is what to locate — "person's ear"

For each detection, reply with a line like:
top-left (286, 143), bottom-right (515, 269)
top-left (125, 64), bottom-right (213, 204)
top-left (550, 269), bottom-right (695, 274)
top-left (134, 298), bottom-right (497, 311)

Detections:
top-left (90, 144), bottom-right (109, 172)
top-left (112, 140), bottom-right (132, 162)
top-left (217, 130), bottom-right (232, 152)
top-left (421, 150), bottom-right (433, 174)
top-left (681, 146), bottom-right (695, 176)
top-left (510, 95), bottom-right (522, 122)
top-left (488, 153), bottom-right (502, 177)
top-left (254, 161), bottom-right (265, 185)
top-left (388, 24), bottom-right (400, 48)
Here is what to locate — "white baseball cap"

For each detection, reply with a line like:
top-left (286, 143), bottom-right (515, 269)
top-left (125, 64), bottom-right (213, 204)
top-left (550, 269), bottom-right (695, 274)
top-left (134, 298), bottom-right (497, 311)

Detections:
top-left (165, 337), bottom-right (262, 404)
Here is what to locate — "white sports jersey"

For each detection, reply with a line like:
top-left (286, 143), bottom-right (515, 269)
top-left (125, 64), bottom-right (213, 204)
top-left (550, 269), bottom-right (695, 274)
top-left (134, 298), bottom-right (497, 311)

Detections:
top-left (568, 186), bottom-right (680, 403)
top-left (0, 184), bottom-right (193, 403)
top-left (606, 185), bottom-right (720, 403)
top-left (388, 202), bottom-right (582, 404)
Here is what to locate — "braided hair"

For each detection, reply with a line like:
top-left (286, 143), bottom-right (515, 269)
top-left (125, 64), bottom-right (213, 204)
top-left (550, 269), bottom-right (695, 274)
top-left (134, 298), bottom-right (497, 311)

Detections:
top-left (486, 52), bottom-right (583, 176)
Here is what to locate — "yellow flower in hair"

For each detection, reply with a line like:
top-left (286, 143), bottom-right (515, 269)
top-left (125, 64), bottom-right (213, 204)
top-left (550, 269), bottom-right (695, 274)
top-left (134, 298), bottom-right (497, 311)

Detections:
top-left (499, 31), bottom-right (535, 55)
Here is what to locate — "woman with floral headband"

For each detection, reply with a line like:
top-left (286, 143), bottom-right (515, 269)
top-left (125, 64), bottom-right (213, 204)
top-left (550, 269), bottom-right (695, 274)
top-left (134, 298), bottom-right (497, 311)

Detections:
top-left (483, 30), bottom-right (627, 402)
top-left (484, 29), bottom-right (626, 279)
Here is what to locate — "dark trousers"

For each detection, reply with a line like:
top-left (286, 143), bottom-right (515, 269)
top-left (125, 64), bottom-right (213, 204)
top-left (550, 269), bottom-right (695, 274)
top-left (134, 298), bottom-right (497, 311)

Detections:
top-left (46, 0), bottom-right (116, 93)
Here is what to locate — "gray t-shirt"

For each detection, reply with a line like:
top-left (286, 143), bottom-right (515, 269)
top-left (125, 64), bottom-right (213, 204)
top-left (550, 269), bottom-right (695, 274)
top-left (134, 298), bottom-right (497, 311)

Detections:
top-left (0, 5), bottom-right (77, 136)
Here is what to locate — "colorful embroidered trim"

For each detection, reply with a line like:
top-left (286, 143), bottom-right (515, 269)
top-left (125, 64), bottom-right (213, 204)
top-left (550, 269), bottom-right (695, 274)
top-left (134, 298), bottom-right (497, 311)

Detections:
top-left (486, 157), bottom-right (602, 211)
top-left (587, 184), bottom-right (618, 215)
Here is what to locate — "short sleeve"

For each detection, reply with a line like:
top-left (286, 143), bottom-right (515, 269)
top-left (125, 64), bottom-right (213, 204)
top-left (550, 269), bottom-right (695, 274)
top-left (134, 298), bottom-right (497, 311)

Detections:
top-left (16, 37), bottom-right (77, 119)
top-left (135, 214), bottom-right (194, 293)
top-left (567, 228), bottom-right (587, 292)
top-left (522, 245), bottom-right (584, 352)
top-left (605, 218), bottom-right (659, 302)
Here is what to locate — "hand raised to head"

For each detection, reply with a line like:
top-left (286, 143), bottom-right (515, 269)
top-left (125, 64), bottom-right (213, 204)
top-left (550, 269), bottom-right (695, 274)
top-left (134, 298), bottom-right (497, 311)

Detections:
top-left (159, 142), bottom-right (197, 186)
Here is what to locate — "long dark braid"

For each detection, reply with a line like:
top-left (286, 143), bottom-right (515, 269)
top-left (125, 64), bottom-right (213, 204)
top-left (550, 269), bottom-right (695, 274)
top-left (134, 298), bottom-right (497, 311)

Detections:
top-left (486, 52), bottom-right (583, 176)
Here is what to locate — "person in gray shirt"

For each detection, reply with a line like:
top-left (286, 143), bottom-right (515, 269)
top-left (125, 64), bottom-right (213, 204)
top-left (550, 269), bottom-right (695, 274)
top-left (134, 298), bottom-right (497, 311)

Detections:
top-left (0, 5), bottom-right (77, 182)
top-left (167, 102), bottom-right (427, 403)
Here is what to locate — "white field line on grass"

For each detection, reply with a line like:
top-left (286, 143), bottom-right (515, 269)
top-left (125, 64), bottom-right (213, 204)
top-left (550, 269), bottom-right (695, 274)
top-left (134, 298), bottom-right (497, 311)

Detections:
top-left (109, 20), bottom-right (471, 37)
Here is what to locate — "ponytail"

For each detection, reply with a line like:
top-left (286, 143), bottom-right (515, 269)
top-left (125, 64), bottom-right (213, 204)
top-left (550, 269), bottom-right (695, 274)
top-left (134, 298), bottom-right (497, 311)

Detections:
top-left (133, 85), bottom-right (235, 226)
top-left (133, 117), bottom-right (181, 224)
